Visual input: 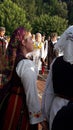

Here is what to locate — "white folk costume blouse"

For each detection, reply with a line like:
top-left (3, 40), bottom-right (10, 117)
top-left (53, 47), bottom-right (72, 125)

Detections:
top-left (16, 59), bottom-right (44, 124)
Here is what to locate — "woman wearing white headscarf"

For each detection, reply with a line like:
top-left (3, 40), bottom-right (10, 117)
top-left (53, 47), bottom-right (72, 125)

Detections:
top-left (42, 25), bottom-right (73, 130)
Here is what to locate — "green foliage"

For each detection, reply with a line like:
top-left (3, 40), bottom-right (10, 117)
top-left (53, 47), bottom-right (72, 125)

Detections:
top-left (49, 0), bottom-right (58, 6)
top-left (67, 1), bottom-right (73, 25)
top-left (12, 0), bottom-right (37, 22)
top-left (35, 0), bottom-right (43, 16)
top-left (48, 1), bottom-right (68, 19)
top-left (31, 14), bottom-right (68, 37)
top-left (55, 2), bottom-right (68, 18)
top-left (0, 0), bottom-right (32, 35)
top-left (0, 0), bottom-right (71, 36)
top-left (23, 0), bottom-right (36, 22)
top-left (49, 15), bottom-right (68, 35)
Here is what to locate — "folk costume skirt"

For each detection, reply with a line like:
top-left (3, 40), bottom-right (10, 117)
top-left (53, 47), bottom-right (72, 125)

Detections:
top-left (0, 86), bottom-right (30, 130)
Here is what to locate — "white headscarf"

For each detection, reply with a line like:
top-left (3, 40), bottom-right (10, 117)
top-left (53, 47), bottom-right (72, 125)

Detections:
top-left (54, 25), bottom-right (73, 64)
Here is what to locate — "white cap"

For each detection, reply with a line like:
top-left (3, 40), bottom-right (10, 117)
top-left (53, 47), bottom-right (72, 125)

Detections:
top-left (54, 25), bottom-right (73, 64)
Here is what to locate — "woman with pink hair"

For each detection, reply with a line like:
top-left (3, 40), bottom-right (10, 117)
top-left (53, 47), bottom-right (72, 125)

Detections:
top-left (0, 27), bottom-right (43, 130)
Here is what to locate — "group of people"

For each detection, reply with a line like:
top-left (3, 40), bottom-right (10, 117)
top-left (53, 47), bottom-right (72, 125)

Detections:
top-left (0, 25), bottom-right (73, 130)
top-left (27, 31), bottom-right (59, 76)
top-left (27, 32), bottom-right (48, 75)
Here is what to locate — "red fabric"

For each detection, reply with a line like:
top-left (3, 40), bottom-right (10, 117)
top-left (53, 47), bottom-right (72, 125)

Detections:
top-left (42, 65), bottom-right (45, 74)
top-left (0, 41), bottom-right (6, 45)
top-left (2, 87), bottom-right (30, 130)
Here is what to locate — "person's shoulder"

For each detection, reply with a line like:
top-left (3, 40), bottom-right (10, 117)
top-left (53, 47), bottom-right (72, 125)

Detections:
top-left (53, 56), bottom-right (63, 67)
top-left (17, 59), bottom-right (34, 68)
top-left (16, 59), bottom-right (34, 76)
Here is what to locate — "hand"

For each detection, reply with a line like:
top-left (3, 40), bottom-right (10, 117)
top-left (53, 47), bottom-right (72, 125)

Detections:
top-left (41, 120), bottom-right (49, 130)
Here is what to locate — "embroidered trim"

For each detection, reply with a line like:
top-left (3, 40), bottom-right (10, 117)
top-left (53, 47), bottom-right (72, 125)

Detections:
top-left (29, 111), bottom-right (42, 118)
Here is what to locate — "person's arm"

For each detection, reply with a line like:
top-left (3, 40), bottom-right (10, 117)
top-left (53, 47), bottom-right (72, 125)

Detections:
top-left (16, 59), bottom-right (44, 125)
top-left (40, 42), bottom-right (45, 60)
top-left (44, 40), bottom-right (48, 60)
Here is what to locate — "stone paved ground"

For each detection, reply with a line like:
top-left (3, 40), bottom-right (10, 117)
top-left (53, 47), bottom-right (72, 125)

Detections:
top-left (37, 79), bottom-right (46, 100)
top-left (37, 69), bottom-right (48, 101)
top-left (37, 79), bottom-right (46, 130)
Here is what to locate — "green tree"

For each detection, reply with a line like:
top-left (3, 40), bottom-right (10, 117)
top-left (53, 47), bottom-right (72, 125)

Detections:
top-left (67, 0), bottom-right (73, 25)
top-left (12, 0), bottom-right (37, 22)
top-left (49, 0), bottom-right (58, 6)
top-left (23, 0), bottom-right (36, 22)
top-left (48, 1), bottom-right (68, 19)
top-left (49, 15), bottom-right (68, 35)
top-left (11, 0), bottom-right (68, 24)
top-left (35, 0), bottom-right (43, 16)
top-left (54, 2), bottom-right (68, 18)
top-left (0, 0), bottom-right (31, 35)
top-left (32, 14), bottom-right (68, 37)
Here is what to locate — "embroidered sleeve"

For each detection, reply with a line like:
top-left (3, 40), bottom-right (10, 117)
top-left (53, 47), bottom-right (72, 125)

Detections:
top-left (16, 60), bottom-right (44, 124)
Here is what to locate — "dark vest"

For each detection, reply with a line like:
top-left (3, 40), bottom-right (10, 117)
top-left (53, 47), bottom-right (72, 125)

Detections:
top-left (9, 54), bottom-right (27, 105)
top-left (11, 54), bottom-right (26, 87)
top-left (52, 56), bottom-right (73, 98)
